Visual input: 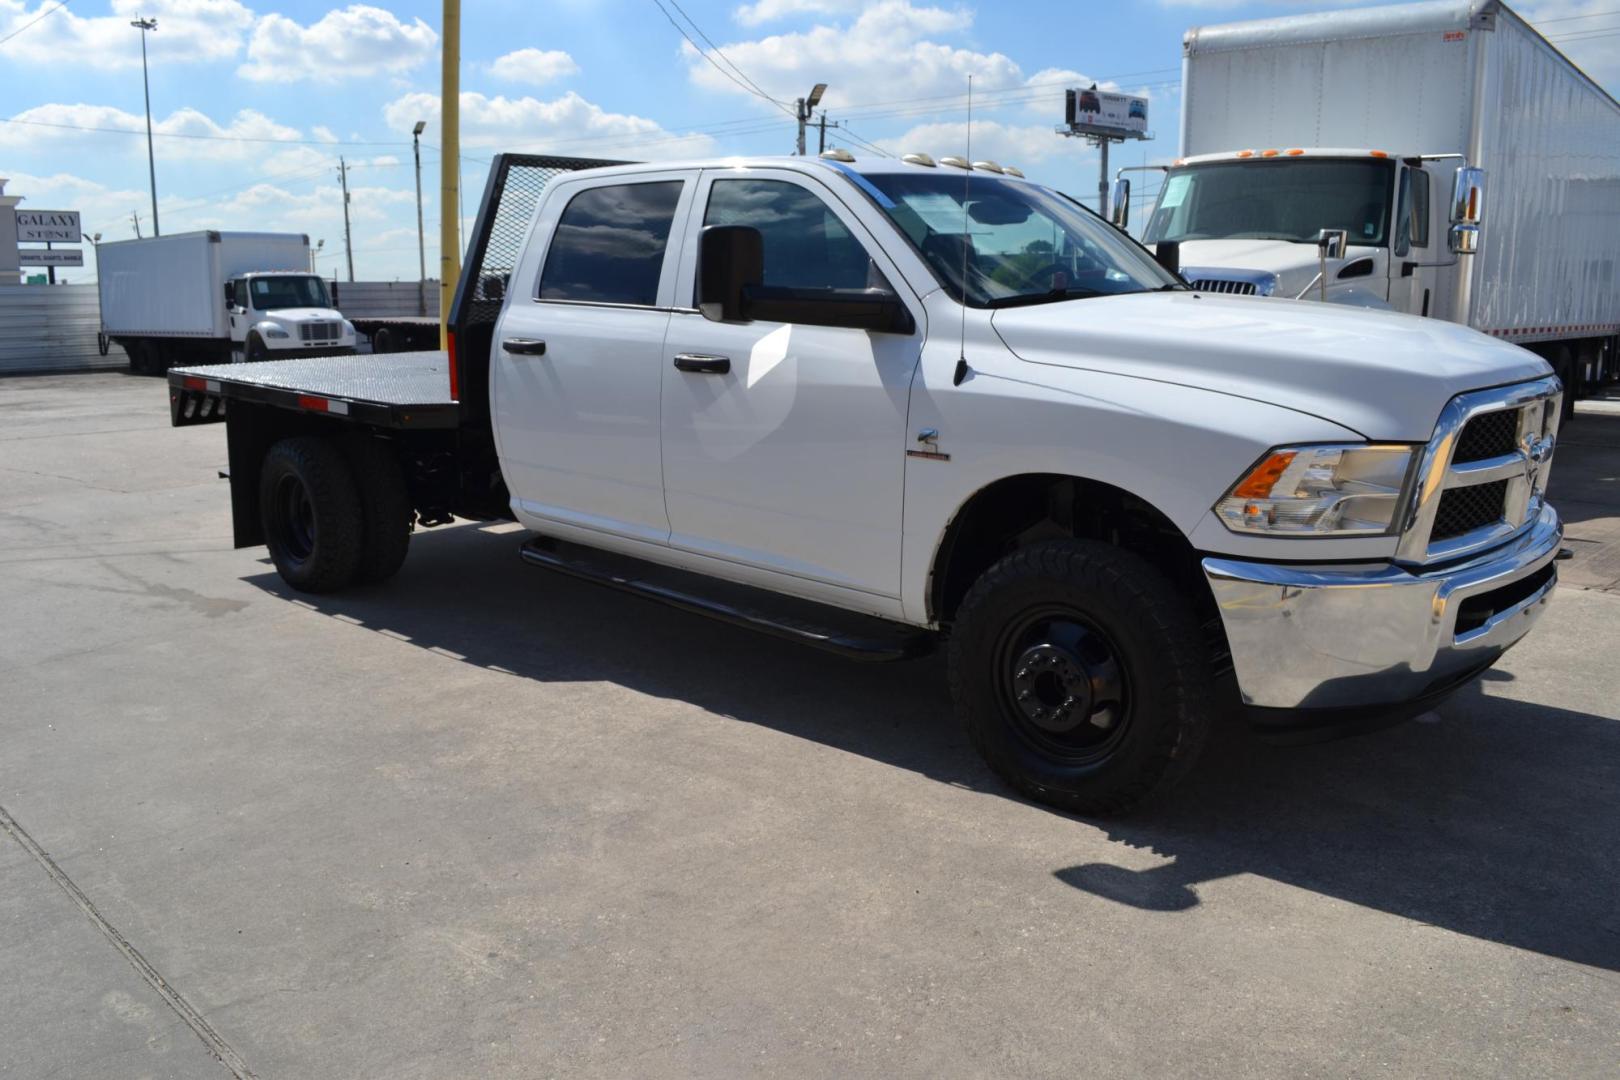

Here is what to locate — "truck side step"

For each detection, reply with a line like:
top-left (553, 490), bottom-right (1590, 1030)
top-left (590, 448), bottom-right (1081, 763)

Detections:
top-left (520, 537), bottom-right (935, 663)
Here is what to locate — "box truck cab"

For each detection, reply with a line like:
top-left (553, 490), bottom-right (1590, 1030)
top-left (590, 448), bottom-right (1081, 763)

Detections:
top-left (1137, 148), bottom-right (1468, 318)
top-left (224, 271), bottom-right (354, 364)
top-left (1117, 0), bottom-right (1620, 409)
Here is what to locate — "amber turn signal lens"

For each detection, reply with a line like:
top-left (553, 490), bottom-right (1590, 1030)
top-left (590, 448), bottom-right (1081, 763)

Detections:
top-left (1232, 451), bottom-right (1297, 499)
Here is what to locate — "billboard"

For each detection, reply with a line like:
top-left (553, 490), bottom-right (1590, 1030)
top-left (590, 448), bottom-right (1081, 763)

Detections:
top-left (1064, 88), bottom-right (1149, 138)
top-left (16, 210), bottom-right (81, 244)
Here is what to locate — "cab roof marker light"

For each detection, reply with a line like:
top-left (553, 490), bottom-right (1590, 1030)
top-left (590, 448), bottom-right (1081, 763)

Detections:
top-left (1370, 150), bottom-right (1389, 158)
top-left (1236, 150), bottom-right (1255, 158)
top-left (971, 160), bottom-right (1004, 173)
top-left (901, 152), bottom-right (936, 167)
top-left (939, 155), bottom-right (971, 169)
top-left (1002, 166), bottom-right (1025, 178)
top-left (1286, 148), bottom-right (1304, 156)
top-left (1261, 149), bottom-right (1280, 157)
top-left (819, 148), bottom-right (855, 162)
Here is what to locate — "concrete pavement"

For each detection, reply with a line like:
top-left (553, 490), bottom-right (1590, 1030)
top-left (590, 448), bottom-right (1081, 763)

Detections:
top-left (2, 372), bottom-right (1618, 1078)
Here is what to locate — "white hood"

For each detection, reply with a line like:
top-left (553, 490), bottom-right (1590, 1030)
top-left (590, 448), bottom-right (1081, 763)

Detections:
top-left (1177, 238), bottom-right (1381, 299)
top-left (990, 291), bottom-right (1550, 441)
top-left (263, 307), bottom-right (344, 323)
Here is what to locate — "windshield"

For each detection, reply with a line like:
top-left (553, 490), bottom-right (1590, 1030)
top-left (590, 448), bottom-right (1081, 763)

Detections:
top-left (249, 275), bottom-right (331, 311)
top-left (1143, 159), bottom-right (1396, 246)
top-left (862, 171), bottom-right (1180, 308)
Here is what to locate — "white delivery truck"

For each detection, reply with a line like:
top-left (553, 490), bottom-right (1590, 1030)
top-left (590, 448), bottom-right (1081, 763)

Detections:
top-left (1116, 0), bottom-right (1620, 411)
top-left (96, 230), bottom-right (357, 374)
top-left (165, 152), bottom-right (1564, 815)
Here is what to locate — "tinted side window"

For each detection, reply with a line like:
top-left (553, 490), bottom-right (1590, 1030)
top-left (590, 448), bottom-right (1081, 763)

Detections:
top-left (703, 179), bottom-right (889, 293)
top-left (538, 180), bottom-right (682, 305)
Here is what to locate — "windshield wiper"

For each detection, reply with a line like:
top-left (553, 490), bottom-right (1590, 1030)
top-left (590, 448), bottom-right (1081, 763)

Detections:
top-left (984, 287), bottom-right (1107, 309)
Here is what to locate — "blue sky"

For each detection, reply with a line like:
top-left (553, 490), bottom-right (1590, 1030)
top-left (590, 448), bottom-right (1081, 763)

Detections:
top-left (2, 0), bottom-right (1614, 282)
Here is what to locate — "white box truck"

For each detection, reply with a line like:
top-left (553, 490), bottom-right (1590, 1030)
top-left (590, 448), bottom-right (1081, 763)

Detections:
top-left (96, 230), bottom-right (357, 374)
top-left (1116, 0), bottom-right (1620, 411)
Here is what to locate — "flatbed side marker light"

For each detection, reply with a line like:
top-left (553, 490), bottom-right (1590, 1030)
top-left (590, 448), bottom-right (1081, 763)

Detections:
top-left (447, 329), bottom-right (460, 402)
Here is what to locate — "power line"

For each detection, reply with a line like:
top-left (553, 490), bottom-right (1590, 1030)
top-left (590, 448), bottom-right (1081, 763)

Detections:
top-left (837, 126), bottom-right (893, 158)
top-left (662, 0), bottom-right (791, 112)
top-left (1533, 8), bottom-right (1620, 23)
top-left (649, 0), bottom-right (795, 117)
top-left (0, 114), bottom-right (411, 146)
top-left (0, 0), bottom-right (71, 49)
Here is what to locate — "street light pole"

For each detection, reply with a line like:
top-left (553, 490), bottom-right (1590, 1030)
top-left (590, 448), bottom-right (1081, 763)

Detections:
top-left (412, 120), bottom-right (427, 317)
top-left (796, 82), bottom-right (827, 156)
top-left (131, 16), bottom-right (159, 236)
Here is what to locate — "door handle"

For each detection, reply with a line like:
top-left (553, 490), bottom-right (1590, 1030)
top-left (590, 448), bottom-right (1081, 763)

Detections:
top-left (502, 338), bottom-right (547, 356)
top-left (673, 353), bottom-right (730, 375)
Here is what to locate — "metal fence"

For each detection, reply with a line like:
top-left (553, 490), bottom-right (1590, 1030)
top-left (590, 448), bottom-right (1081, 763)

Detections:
top-left (330, 280), bottom-right (440, 319)
top-left (0, 285), bottom-right (126, 376)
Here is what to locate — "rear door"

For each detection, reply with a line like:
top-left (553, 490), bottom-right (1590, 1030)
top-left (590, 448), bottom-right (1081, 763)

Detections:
top-left (658, 168), bottom-right (924, 601)
top-left (492, 172), bottom-right (695, 545)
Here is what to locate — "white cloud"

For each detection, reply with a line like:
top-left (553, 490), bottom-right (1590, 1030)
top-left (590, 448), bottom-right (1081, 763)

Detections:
top-left (683, 2), bottom-right (1023, 110)
top-left (732, 0), bottom-right (859, 27)
top-left (239, 4), bottom-right (437, 82)
top-left (0, 0), bottom-right (254, 69)
top-left (384, 90), bottom-right (718, 159)
top-left (0, 102), bottom-right (313, 161)
top-left (486, 48), bottom-right (580, 86)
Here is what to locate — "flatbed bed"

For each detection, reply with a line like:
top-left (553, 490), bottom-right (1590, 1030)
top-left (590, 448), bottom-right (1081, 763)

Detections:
top-left (169, 351), bottom-right (459, 430)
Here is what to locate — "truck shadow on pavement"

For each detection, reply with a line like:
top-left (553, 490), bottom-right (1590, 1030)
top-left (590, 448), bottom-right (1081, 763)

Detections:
top-left (246, 521), bottom-right (1620, 974)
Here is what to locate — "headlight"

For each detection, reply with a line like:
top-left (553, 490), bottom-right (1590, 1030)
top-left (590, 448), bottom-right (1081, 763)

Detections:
top-left (1215, 444), bottom-right (1415, 536)
top-left (342, 320), bottom-right (357, 336)
top-left (262, 325), bottom-right (291, 339)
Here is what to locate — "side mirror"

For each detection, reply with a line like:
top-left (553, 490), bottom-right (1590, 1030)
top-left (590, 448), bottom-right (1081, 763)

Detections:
top-left (1109, 178), bottom-right (1131, 230)
top-left (1316, 228), bottom-right (1349, 261)
top-left (223, 282), bottom-right (236, 307)
top-left (699, 225), bottom-right (764, 322)
top-left (1449, 165), bottom-right (1485, 255)
top-left (1450, 166), bottom-right (1485, 225)
top-left (1153, 240), bottom-right (1180, 277)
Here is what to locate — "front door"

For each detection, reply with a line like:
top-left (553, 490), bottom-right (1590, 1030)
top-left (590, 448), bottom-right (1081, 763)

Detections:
top-left (659, 169), bottom-right (924, 600)
top-left (1391, 163), bottom-right (1439, 318)
top-left (492, 173), bottom-right (694, 545)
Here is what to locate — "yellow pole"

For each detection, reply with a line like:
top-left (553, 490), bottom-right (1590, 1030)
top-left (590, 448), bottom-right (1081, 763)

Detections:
top-left (438, 0), bottom-right (460, 351)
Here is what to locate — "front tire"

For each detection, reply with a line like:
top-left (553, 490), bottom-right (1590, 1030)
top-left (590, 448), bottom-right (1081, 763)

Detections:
top-left (246, 333), bottom-right (269, 364)
top-left (259, 437), bottom-right (364, 593)
top-left (948, 540), bottom-right (1214, 816)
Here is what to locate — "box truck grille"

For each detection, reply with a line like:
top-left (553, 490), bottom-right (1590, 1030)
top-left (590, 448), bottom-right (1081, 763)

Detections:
top-left (1395, 381), bottom-right (1562, 564)
top-left (1188, 278), bottom-right (1257, 296)
top-left (1453, 409), bottom-right (1521, 463)
top-left (1431, 481), bottom-right (1509, 541)
top-left (299, 321), bottom-right (343, 343)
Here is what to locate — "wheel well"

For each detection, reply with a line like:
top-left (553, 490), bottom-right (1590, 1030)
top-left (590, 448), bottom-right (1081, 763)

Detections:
top-left (928, 474), bottom-right (1217, 631)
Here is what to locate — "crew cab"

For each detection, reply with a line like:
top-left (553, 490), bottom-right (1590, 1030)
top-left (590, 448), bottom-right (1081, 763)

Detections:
top-left (167, 152), bottom-right (1565, 814)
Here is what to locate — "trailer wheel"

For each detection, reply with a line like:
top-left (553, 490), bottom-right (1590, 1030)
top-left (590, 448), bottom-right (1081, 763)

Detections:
top-left (259, 437), bottom-right (364, 593)
top-left (342, 436), bottom-right (413, 585)
top-left (97, 332), bottom-right (110, 357)
top-left (947, 539), bottom-right (1214, 816)
top-left (371, 327), bottom-right (395, 354)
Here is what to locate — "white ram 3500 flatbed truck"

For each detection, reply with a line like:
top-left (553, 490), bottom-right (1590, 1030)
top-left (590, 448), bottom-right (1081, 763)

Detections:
top-left (169, 152), bottom-right (1565, 814)
top-left (1117, 0), bottom-right (1620, 410)
top-left (97, 230), bottom-right (358, 374)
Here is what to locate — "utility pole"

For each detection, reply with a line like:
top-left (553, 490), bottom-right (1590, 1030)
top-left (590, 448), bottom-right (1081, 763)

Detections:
top-left (795, 82), bottom-right (827, 155)
top-left (131, 16), bottom-right (160, 235)
top-left (131, 211), bottom-right (142, 238)
top-left (337, 157), bottom-right (355, 282)
top-left (412, 120), bottom-right (427, 316)
top-left (817, 111), bottom-right (843, 154)
top-left (438, 0), bottom-right (461, 348)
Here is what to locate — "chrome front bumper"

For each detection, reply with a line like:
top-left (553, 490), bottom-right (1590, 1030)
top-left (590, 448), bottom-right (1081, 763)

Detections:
top-left (1203, 505), bottom-right (1562, 710)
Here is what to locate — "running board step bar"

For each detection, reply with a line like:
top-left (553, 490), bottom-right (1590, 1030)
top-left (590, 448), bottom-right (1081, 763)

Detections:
top-left (520, 537), bottom-right (934, 663)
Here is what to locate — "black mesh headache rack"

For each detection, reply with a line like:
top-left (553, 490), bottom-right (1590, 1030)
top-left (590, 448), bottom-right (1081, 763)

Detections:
top-left (167, 153), bottom-right (630, 432)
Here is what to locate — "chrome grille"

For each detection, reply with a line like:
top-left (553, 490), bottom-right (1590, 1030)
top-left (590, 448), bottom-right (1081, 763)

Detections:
top-left (1188, 278), bottom-right (1257, 296)
top-left (1396, 377), bottom-right (1562, 564)
top-left (298, 321), bottom-right (343, 343)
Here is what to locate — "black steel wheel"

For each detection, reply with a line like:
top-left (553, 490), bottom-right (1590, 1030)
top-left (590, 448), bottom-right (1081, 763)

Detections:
top-left (949, 539), bottom-right (1214, 816)
top-left (259, 437), bottom-right (364, 593)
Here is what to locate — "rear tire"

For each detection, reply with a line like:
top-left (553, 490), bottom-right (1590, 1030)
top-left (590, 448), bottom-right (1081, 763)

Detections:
top-left (948, 539), bottom-right (1214, 816)
top-left (259, 437), bottom-right (364, 593)
top-left (342, 436), bottom-right (413, 585)
top-left (370, 327), bottom-right (395, 354)
top-left (1554, 344), bottom-right (1577, 422)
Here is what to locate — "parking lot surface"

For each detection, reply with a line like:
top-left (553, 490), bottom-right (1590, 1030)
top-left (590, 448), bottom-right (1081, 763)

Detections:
top-left (2, 372), bottom-right (1618, 1079)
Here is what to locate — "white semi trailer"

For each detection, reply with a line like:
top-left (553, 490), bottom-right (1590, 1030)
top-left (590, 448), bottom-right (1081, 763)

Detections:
top-left (97, 231), bottom-right (357, 374)
top-left (1117, 0), bottom-right (1620, 409)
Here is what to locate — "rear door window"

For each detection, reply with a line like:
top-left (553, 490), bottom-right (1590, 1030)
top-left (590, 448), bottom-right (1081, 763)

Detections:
top-left (538, 181), bottom-right (684, 306)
